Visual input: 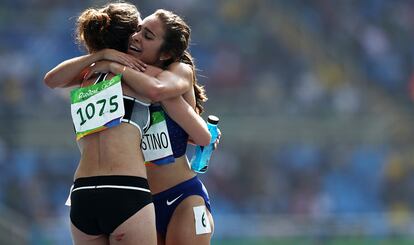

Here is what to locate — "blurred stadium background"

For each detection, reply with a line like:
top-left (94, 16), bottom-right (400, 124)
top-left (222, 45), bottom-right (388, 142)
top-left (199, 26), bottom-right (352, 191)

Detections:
top-left (2, 0), bottom-right (414, 244)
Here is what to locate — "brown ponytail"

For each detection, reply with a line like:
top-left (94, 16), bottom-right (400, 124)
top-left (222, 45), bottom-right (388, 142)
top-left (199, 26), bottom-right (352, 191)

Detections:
top-left (180, 51), bottom-right (207, 114)
top-left (155, 9), bottom-right (208, 114)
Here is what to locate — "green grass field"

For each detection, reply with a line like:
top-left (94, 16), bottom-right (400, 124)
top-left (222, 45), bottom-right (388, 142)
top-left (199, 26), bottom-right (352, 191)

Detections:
top-left (212, 237), bottom-right (414, 245)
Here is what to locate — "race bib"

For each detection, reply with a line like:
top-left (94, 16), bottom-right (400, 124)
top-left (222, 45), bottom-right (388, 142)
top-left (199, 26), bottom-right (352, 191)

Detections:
top-left (142, 110), bottom-right (174, 164)
top-left (70, 74), bottom-right (124, 140)
top-left (194, 205), bottom-right (211, 235)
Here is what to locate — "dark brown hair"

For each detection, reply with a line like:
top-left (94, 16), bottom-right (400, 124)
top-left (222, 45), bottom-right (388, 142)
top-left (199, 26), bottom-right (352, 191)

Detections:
top-left (76, 2), bottom-right (140, 53)
top-left (155, 9), bottom-right (207, 114)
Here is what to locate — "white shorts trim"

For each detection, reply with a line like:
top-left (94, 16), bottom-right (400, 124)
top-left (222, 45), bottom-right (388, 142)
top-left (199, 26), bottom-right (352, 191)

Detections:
top-left (72, 184), bottom-right (151, 193)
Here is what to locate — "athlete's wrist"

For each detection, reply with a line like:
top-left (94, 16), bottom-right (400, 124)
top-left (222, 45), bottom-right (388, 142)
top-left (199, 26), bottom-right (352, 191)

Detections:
top-left (94, 50), bottom-right (105, 62)
top-left (110, 62), bottom-right (124, 75)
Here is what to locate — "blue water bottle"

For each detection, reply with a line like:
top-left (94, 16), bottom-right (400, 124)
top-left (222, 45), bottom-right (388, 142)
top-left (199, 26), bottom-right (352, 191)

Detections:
top-left (191, 115), bottom-right (220, 173)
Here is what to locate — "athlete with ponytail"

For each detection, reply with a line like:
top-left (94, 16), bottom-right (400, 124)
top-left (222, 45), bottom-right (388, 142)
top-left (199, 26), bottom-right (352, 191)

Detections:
top-left (119, 10), bottom-right (215, 245)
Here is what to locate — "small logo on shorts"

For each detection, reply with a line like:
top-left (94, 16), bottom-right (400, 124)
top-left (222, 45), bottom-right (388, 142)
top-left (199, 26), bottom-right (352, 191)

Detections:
top-left (166, 194), bottom-right (183, 206)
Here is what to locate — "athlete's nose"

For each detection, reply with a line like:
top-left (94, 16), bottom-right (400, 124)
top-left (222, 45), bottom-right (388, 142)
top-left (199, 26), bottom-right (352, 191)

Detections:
top-left (130, 32), bottom-right (141, 48)
top-left (131, 32), bottom-right (139, 41)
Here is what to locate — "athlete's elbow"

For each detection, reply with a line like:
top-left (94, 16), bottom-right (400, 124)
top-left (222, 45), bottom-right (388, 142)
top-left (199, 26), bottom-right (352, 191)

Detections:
top-left (146, 90), bottom-right (160, 102)
top-left (147, 84), bottom-right (165, 102)
top-left (196, 132), bottom-right (211, 146)
top-left (43, 73), bottom-right (57, 88)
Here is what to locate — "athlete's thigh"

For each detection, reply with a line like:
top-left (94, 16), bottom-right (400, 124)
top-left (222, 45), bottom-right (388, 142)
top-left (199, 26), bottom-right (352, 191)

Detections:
top-left (71, 222), bottom-right (109, 245)
top-left (165, 195), bottom-right (214, 245)
top-left (109, 203), bottom-right (157, 245)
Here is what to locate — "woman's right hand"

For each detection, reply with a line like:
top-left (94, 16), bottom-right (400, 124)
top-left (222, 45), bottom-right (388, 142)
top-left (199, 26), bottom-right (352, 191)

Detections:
top-left (213, 128), bottom-right (221, 150)
top-left (99, 49), bottom-right (146, 72)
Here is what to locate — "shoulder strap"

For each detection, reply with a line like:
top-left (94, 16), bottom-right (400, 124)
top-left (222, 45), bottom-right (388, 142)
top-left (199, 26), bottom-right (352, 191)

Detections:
top-left (93, 73), bottom-right (109, 85)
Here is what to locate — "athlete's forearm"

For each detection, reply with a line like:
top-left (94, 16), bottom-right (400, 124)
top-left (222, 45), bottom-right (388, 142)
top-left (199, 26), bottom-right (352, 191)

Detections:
top-left (108, 61), bottom-right (210, 144)
top-left (162, 97), bottom-right (211, 146)
top-left (44, 52), bottom-right (102, 88)
top-left (109, 62), bottom-right (191, 102)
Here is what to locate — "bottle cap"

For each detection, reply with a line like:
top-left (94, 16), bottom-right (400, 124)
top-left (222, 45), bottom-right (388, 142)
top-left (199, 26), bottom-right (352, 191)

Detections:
top-left (207, 115), bottom-right (219, 125)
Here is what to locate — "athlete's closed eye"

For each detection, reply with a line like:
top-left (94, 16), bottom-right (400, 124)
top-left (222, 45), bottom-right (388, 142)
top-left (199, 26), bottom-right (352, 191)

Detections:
top-left (144, 28), bottom-right (155, 40)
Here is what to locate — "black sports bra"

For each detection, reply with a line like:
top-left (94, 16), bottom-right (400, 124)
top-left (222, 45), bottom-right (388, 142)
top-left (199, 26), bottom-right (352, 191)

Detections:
top-left (95, 73), bottom-right (150, 136)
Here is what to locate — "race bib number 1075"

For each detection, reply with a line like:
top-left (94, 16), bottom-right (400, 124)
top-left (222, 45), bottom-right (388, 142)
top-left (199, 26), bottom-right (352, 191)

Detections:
top-left (70, 74), bottom-right (124, 140)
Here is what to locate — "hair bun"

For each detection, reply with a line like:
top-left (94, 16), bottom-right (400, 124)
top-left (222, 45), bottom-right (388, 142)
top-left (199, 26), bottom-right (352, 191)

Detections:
top-left (88, 10), bottom-right (110, 33)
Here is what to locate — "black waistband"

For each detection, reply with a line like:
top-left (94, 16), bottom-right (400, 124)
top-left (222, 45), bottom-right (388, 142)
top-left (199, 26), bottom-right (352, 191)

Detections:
top-left (73, 175), bottom-right (149, 189)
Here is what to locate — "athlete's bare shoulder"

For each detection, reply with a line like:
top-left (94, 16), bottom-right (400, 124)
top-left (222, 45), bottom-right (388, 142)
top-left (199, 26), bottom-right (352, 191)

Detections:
top-left (167, 62), bottom-right (193, 80)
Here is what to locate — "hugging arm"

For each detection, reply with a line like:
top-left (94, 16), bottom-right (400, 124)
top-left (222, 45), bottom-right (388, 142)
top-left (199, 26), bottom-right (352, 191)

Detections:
top-left (87, 61), bottom-right (210, 146)
top-left (161, 97), bottom-right (211, 146)
top-left (43, 50), bottom-right (209, 145)
top-left (94, 61), bottom-right (192, 102)
top-left (43, 54), bottom-right (95, 88)
top-left (45, 48), bottom-right (191, 102)
top-left (104, 62), bottom-right (211, 145)
top-left (43, 49), bottom-right (145, 88)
